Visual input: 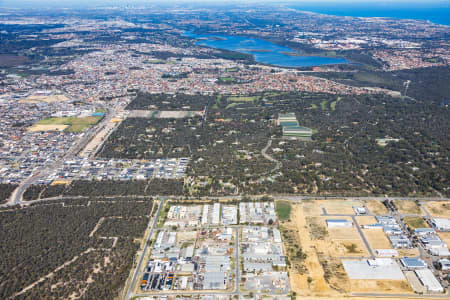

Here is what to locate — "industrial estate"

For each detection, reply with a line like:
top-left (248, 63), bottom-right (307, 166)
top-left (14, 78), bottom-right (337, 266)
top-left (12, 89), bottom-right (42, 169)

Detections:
top-left (118, 198), bottom-right (450, 300)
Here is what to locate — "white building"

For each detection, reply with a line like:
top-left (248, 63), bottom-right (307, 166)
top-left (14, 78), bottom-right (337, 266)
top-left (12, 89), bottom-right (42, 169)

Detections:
top-left (212, 203), bottom-right (221, 225)
top-left (202, 205), bottom-right (209, 225)
top-left (415, 269), bottom-right (444, 293)
top-left (326, 219), bottom-right (353, 228)
top-left (437, 259), bottom-right (450, 271)
top-left (432, 218), bottom-right (450, 232)
top-left (273, 228), bottom-right (282, 243)
top-left (375, 249), bottom-right (398, 257)
top-left (203, 272), bottom-right (226, 290)
top-left (221, 205), bottom-right (237, 225)
top-left (353, 206), bottom-right (367, 215)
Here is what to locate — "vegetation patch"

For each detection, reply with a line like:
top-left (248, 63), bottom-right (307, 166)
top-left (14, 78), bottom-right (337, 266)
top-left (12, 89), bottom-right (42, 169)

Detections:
top-left (403, 216), bottom-right (428, 229)
top-left (307, 218), bottom-right (328, 240)
top-left (36, 116), bottom-right (103, 132)
top-left (227, 95), bottom-right (259, 102)
top-left (144, 59), bottom-right (168, 64)
top-left (276, 200), bottom-right (292, 221)
top-left (217, 76), bottom-right (236, 84)
top-left (0, 198), bottom-right (152, 299)
top-left (0, 183), bottom-right (18, 204)
top-left (330, 97), bottom-right (342, 111)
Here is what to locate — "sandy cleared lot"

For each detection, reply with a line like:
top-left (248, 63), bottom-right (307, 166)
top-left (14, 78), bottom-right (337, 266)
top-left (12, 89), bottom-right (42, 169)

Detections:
top-left (287, 204), bottom-right (417, 298)
top-left (50, 180), bottom-right (71, 186)
top-left (397, 248), bottom-right (420, 257)
top-left (309, 217), bottom-right (368, 257)
top-left (27, 124), bottom-right (69, 132)
top-left (363, 228), bottom-right (393, 250)
top-left (79, 121), bottom-right (119, 157)
top-left (364, 200), bottom-right (388, 215)
top-left (288, 204), bottom-right (341, 297)
top-left (393, 200), bottom-right (423, 215)
top-left (20, 94), bottom-right (69, 103)
top-left (355, 216), bottom-right (377, 226)
top-left (424, 201), bottom-right (450, 218)
top-left (438, 232), bottom-right (450, 248)
top-left (405, 271), bottom-right (426, 294)
top-left (350, 279), bottom-right (412, 294)
top-left (319, 200), bottom-right (363, 215)
top-left (301, 200), bottom-right (323, 216)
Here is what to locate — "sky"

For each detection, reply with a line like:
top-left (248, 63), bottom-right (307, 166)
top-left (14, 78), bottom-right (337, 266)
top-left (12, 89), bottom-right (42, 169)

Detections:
top-left (0, 0), bottom-right (448, 9)
top-left (1, 0), bottom-right (448, 5)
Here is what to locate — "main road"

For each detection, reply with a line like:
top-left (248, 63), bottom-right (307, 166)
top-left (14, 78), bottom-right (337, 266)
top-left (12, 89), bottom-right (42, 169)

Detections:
top-left (4, 192), bottom-right (450, 209)
top-left (125, 199), bottom-right (164, 300)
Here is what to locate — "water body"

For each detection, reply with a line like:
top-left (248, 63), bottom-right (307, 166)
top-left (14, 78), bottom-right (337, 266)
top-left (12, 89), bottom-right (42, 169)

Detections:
top-left (289, 2), bottom-right (450, 26)
top-left (184, 32), bottom-right (348, 68)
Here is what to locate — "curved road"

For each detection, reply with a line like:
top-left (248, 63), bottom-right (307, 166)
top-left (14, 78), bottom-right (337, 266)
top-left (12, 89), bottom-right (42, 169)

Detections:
top-left (261, 138), bottom-right (282, 174)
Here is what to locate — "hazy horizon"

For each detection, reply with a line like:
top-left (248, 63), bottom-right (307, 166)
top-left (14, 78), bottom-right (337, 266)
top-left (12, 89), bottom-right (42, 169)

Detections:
top-left (1, 0), bottom-right (449, 9)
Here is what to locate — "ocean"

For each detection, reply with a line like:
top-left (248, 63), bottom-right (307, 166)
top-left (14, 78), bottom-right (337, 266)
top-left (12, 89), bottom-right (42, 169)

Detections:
top-left (289, 2), bottom-right (450, 26)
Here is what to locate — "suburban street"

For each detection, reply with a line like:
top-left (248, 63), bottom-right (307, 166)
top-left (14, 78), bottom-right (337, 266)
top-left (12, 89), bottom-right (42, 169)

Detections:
top-left (5, 104), bottom-right (119, 207)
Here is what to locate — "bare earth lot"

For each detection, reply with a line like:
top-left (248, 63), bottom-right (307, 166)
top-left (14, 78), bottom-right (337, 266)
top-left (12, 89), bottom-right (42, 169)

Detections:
top-left (285, 201), bottom-right (419, 298)
top-left (27, 124), bottom-right (69, 132)
top-left (20, 94), bottom-right (70, 103)
top-left (363, 228), bottom-right (393, 251)
top-left (364, 200), bottom-right (389, 215)
top-left (393, 200), bottom-right (423, 215)
top-left (283, 201), bottom-right (416, 300)
top-left (438, 232), bottom-right (450, 248)
top-left (424, 201), bottom-right (450, 218)
top-left (319, 199), bottom-right (363, 215)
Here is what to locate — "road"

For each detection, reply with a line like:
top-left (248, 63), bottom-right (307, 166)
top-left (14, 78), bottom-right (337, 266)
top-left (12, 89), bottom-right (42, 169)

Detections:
top-left (233, 226), bottom-right (240, 296)
top-left (125, 199), bottom-right (164, 300)
top-left (261, 138), bottom-right (282, 174)
top-left (3, 192), bottom-right (450, 209)
top-left (351, 215), bottom-right (375, 258)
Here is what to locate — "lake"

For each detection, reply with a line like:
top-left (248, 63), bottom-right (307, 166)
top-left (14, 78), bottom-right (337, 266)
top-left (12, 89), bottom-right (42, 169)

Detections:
top-left (184, 32), bottom-right (348, 68)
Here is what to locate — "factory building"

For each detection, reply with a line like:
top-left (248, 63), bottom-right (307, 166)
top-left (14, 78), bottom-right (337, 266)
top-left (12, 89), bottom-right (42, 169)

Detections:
top-left (431, 218), bottom-right (450, 232)
top-left (326, 219), bottom-right (353, 228)
top-left (415, 269), bottom-right (444, 293)
top-left (400, 257), bottom-right (427, 269)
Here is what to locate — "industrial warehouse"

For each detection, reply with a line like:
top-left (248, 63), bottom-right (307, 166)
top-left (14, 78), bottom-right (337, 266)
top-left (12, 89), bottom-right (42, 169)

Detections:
top-left (137, 201), bottom-right (289, 295)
